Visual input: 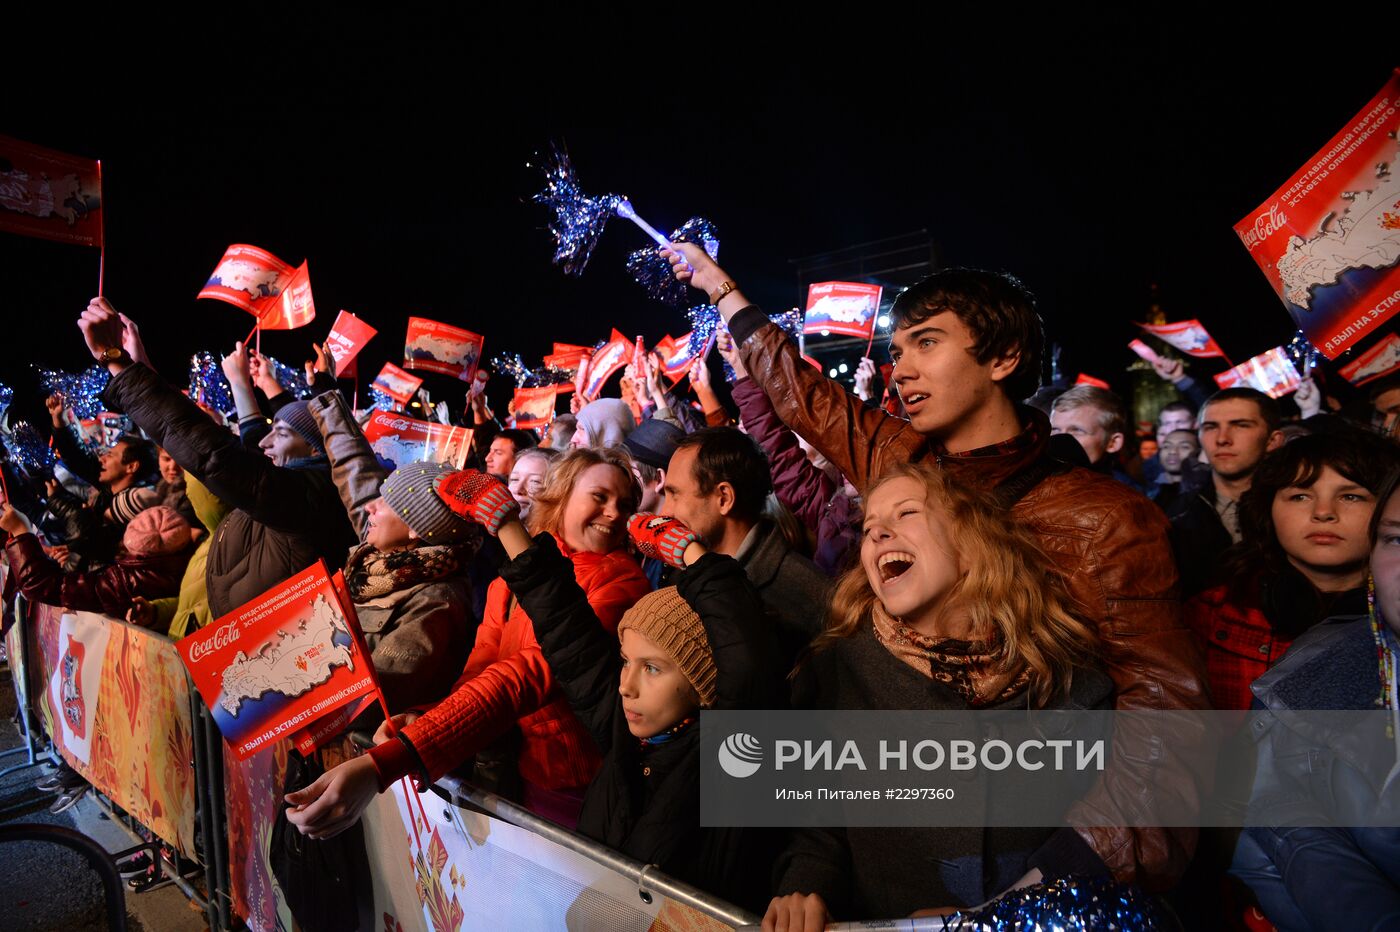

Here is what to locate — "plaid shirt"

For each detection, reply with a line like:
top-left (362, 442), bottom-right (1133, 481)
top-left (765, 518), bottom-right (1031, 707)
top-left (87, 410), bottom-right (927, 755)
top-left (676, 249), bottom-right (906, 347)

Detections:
top-left (1184, 582), bottom-right (1293, 710)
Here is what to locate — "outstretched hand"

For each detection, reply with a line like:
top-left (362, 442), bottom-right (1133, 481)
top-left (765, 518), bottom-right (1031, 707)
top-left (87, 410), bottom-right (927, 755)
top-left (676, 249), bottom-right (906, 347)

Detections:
top-left (853, 356), bottom-right (877, 400)
top-left (716, 330), bottom-right (747, 381)
top-left (283, 754), bottom-right (381, 840)
top-left (0, 504), bottom-right (33, 537)
top-left (436, 469), bottom-right (519, 535)
top-left (221, 341), bottom-right (253, 389)
top-left (660, 243), bottom-right (727, 298)
top-left (119, 312), bottom-right (151, 367)
top-left (627, 513), bottom-right (703, 569)
top-left (45, 393), bottom-right (67, 429)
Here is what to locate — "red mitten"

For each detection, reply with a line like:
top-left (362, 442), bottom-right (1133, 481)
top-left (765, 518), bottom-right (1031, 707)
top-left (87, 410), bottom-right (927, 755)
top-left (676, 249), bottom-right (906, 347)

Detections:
top-left (436, 470), bottom-right (519, 535)
top-left (627, 513), bottom-right (699, 569)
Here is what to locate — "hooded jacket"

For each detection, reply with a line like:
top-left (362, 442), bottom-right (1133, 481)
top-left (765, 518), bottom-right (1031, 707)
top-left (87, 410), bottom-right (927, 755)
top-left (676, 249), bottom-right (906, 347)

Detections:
top-left (727, 304), bottom-right (1211, 887)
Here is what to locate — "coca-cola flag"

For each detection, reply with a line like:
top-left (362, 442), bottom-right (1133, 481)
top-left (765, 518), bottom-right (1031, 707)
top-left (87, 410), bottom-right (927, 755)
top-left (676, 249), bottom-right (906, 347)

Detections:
top-left (403, 317), bottom-right (485, 381)
top-left (362, 411), bottom-right (473, 470)
top-left (1234, 70), bottom-right (1400, 359)
top-left (0, 135), bottom-right (103, 247)
top-left (326, 310), bottom-right (377, 378)
top-left (579, 329), bottom-right (631, 399)
top-left (552, 342), bottom-right (592, 356)
top-left (1136, 320), bottom-right (1226, 360)
top-left (1213, 347), bottom-right (1303, 398)
top-left (512, 386), bottom-right (558, 430)
top-left (803, 281), bottom-right (884, 339)
top-left (1340, 332), bottom-right (1400, 386)
top-left (371, 363), bottom-right (424, 405)
top-left (657, 331), bottom-right (711, 384)
top-left (198, 244), bottom-right (316, 329)
top-left (542, 350), bottom-right (585, 394)
top-left (290, 570), bottom-right (384, 755)
top-left (177, 561), bottom-right (378, 760)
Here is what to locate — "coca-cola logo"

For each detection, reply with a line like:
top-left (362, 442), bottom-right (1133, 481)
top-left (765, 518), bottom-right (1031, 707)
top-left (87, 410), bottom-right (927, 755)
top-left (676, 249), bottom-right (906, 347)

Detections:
top-left (189, 621), bottom-right (240, 663)
top-left (1241, 203), bottom-right (1289, 252)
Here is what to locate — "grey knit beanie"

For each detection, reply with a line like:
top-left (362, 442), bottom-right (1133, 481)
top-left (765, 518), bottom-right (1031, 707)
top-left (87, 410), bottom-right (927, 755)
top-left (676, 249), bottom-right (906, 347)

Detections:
top-left (576, 398), bottom-right (637, 448)
top-left (380, 461), bottom-right (475, 543)
top-left (273, 401), bottom-right (326, 455)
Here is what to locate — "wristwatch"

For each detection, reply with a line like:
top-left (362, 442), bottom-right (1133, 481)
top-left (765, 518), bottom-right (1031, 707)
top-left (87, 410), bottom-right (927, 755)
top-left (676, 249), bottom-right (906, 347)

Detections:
top-left (95, 347), bottom-right (129, 363)
top-left (710, 280), bottom-right (736, 304)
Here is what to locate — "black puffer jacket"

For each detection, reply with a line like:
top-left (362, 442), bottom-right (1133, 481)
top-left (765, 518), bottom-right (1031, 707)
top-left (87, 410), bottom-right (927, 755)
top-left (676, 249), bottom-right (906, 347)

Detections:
top-left (102, 364), bottom-right (356, 618)
top-left (502, 536), bottom-right (784, 913)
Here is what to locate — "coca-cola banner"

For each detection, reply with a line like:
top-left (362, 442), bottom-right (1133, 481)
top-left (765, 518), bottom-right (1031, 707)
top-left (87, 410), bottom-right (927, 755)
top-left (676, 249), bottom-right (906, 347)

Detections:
top-left (804, 281), bottom-right (884, 339)
top-left (1234, 70), bottom-right (1400, 359)
top-left (177, 561), bottom-right (376, 760)
top-left (0, 134), bottom-right (103, 247)
top-left (326, 310), bottom-right (377, 377)
top-left (512, 386), bottom-right (558, 430)
top-left (1214, 346), bottom-right (1303, 398)
top-left (403, 316), bottom-right (484, 381)
top-left (1136, 320), bottom-right (1227, 360)
top-left (198, 244), bottom-right (303, 323)
top-left (371, 362), bottom-right (424, 405)
top-left (1340, 332), bottom-right (1400, 386)
top-left (362, 411), bottom-right (473, 471)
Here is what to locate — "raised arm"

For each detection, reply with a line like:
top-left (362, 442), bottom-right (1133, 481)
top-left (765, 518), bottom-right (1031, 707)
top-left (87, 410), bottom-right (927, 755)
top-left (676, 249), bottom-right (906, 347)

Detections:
top-left (308, 390), bottom-right (387, 540)
top-left (663, 243), bottom-right (919, 490)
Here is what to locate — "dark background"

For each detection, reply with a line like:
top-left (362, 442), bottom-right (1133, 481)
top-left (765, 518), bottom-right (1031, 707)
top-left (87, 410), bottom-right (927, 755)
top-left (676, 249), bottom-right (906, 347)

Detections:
top-left (2, 16), bottom-right (1394, 427)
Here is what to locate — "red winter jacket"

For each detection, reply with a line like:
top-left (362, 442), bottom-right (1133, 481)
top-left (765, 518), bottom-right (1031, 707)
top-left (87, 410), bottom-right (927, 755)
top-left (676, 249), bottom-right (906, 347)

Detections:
top-left (371, 534), bottom-right (650, 791)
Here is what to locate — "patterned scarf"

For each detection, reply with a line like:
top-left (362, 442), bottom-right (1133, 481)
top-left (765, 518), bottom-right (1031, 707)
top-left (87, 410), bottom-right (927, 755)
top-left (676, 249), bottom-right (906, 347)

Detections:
top-left (870, 602), bottom-right (1030, 706)
top-left (344, 542), bottom-right (467, 602)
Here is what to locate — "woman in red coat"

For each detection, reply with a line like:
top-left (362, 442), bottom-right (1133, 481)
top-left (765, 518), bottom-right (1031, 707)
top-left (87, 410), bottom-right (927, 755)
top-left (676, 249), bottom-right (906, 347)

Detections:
top-left (1185, 430), bottom-right (1399, 709)
top-left (285, 447), bottom-right (651, 835)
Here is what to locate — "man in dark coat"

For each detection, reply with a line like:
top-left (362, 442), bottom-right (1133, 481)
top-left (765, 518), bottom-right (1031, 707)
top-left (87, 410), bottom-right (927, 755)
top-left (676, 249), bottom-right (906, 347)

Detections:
top-left (660, 426), bottom-right (831, 666)
top-left (76, 299), bottom-right (357, 618)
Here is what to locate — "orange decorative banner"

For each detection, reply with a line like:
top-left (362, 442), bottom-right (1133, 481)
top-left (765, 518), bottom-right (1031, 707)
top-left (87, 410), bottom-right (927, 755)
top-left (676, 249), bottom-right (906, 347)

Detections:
top-left (0, 134), bottom-right (103, 247)
top-left (326, 310), bottom-right (378, 377)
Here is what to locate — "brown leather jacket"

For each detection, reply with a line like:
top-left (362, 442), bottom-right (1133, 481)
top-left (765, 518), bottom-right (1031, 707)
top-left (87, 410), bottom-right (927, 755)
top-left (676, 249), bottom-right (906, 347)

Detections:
top-left (729, 305), bottom-right (1211, 889)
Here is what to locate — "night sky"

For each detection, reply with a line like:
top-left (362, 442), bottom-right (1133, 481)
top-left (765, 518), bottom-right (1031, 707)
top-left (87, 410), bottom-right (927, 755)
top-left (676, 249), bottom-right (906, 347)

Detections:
top-left (2, 19), bottom-right (1393, 428)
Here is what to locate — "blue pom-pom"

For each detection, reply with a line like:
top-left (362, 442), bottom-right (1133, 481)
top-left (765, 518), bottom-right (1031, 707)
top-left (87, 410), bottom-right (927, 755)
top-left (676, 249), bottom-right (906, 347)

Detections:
top-left (36, 365), bottom-right (111, 420)
top-left (1285, 330), bottom-right (1320, 373)
top-left (0, 382), bottom-right (12, 421)
top-left (948, 875), bottom-right (1164, 930)
top-left (188, 352), bottom-right (237, 414)
top-left (3, 420), bottom-right (56, 473)
top-left (370, 388), bottom-right (399, 413)
top-left (530, 143), bottom-right (622, 276)
top-left (625, 217), bottom-right (721, 305)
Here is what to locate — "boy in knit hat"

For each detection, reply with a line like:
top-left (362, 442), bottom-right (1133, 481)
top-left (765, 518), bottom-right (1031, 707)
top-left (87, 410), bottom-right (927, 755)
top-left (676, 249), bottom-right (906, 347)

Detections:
top-left (403, 477), bottom-right (783, 909)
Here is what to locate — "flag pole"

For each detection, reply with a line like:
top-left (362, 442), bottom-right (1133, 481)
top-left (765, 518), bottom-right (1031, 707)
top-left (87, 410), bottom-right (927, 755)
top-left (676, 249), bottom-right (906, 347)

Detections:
top-left (96, 159), bottom-right (105, 297)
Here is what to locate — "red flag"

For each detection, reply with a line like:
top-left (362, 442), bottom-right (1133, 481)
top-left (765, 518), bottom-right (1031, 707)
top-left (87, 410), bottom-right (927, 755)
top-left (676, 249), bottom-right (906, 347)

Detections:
top-left (198, 244), bottom-right (316, 330)
top-left (176, 561), bottom-right (379, 760)
top-left (579, 329), bottom-right (631, 399)
top-left (1233, 70), bottom-right (1400, 359)
top-left (1213, 347), bottom-right (1303, 398)
top-left (512, 386), bottom-right (558, 430)
top-left (403, 317), bottom-right (485, 382)
top-left (1340, 333), bottom-right (1400, 386)
top-left (371, 362), bottom-right (424, 405)
top-left (362, 411), bottom-right (473, 470)
top-left (326, 310), bottom-right (377, 377)
top-left (0, 135), bottom-right (103, 247)
top-left (803, 281), bottom-right (883, 339)
top-left (259, 261), bottom-right (316, 330)
top-left (1075, 373), bottom-right (1112, 389)
top-left (1136, 320), bottom-right (1227, 360)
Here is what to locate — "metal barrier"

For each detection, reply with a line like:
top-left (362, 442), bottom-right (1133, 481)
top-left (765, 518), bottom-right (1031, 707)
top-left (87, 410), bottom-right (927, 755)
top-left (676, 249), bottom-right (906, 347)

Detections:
top-left (436, 774), bottom-right (761, 929)
top-left (0, 823), bottom-right (129, 932)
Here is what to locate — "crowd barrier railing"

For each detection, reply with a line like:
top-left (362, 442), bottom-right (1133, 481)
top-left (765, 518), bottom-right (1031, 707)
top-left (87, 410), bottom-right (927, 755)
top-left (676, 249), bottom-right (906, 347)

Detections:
top-left (11, 598), bottom-right (760, 931)
top-left (9, 599), bottom-right (227, 930)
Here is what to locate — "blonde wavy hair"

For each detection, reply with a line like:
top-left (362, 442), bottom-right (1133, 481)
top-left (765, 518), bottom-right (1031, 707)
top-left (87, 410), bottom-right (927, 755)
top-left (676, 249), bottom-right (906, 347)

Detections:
top-left (526, 446), bottom-right (642, 539)
top-left (814, 462), bottom-right (1098, 707)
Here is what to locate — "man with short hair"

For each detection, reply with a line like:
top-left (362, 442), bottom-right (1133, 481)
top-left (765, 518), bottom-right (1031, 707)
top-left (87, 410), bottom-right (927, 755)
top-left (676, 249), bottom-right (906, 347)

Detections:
top-left (661, 426), bottom-right (829, 662)
top-left (1369, 373), bottom-right (1400, 433)
top-left (1149, 428), bottom-right (1200, 512)
top-left (483, 429), bottom-right (537, 479)
top-left (1167, 388), bottom-right (1285, 596)
top-left (1049, 385), bottom-right (1141, 490)
top-left (664, 243), bottom-right (1209, 890)
top-left (1142, 400), bottom-right (1197, 484)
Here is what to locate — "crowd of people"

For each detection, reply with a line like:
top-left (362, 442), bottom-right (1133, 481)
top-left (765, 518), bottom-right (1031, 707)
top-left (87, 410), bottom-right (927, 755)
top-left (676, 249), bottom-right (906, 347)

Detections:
top-left (1, 238), bottom-right (1398, 930)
